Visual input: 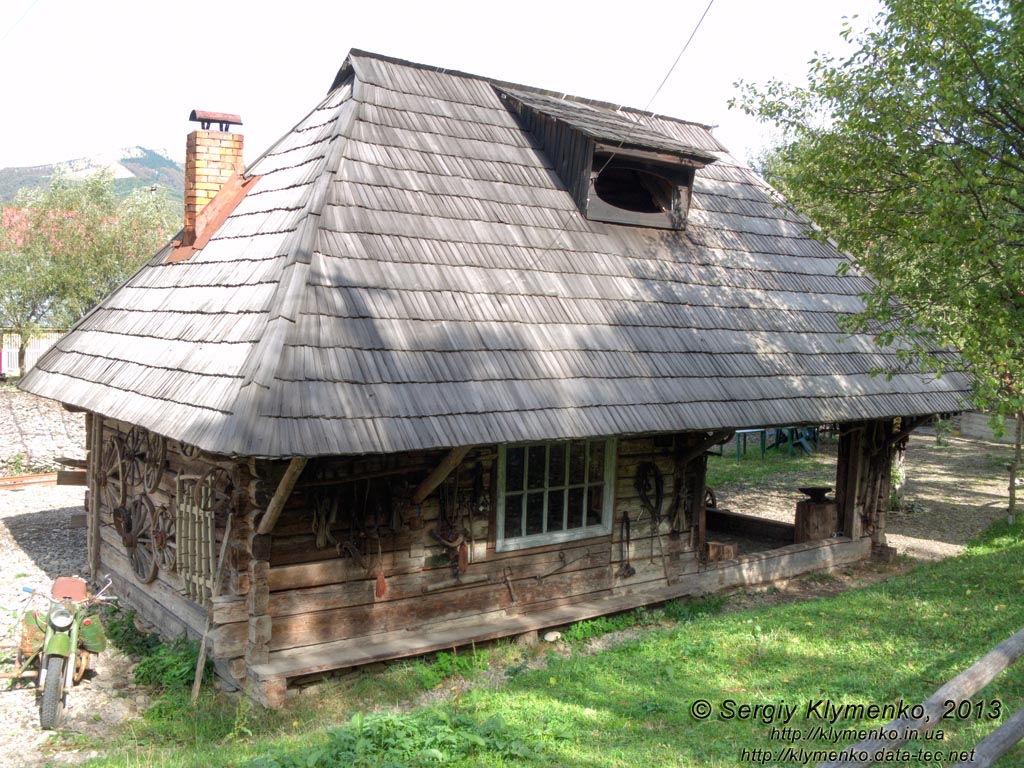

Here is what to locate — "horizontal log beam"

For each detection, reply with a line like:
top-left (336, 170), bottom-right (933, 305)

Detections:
top-left (952, 704), bottom-right (1024, 768)
top-left (680, 430), bottom-right (734, 465)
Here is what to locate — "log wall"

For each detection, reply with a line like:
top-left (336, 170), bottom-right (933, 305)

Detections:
top-left (89, 417), bottom-right (249, 667)
top-left (253, 433), bottom-right (709, 665)
top-left (85, 417), bottom-right (887, 705)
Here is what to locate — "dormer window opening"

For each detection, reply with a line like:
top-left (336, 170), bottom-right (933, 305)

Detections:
top-left (587, 152), bottom-right (694, 230)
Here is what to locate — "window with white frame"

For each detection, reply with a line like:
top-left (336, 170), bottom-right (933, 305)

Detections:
top-left (496, 438), bottom-right (616, 551)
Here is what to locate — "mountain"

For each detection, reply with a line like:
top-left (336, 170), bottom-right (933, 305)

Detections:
top-left (0, 147), bottom-right (184, 207)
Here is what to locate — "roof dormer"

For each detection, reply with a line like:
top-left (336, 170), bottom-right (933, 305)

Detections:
top-left (497, 87), bottom-right (716, 230)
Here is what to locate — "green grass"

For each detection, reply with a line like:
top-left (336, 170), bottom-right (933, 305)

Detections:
top-left (71, 522), bottom-right (1024, 767)
top-left (706, 443), bottom-right (834, 488)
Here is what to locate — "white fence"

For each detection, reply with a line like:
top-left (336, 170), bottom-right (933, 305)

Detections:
top-left (1, 329), bottom-right (66, 376)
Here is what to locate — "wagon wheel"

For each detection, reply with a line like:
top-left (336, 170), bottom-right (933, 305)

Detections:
top-left (97, 437), bottom-right (126, 512)
top-left (179, 441), bottom-right (199, 458)
top-left (705, 487), bottom-right (717, 510)
top-left (153, 504), bottom-right (176, 572)
top-left (142, 432), bottom-right (166, 493)
top-left (124, 494), bottom-right (158, 584)
top-left (122, 426), bottom-right (146, 489)
top-left (193, 467), bottom-right (234, 515)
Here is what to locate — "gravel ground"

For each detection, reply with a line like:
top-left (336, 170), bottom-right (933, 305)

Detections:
top-left (0, 485), bottom-right (153, 768)
top-left (1, 380), bottom-right (151, 768)
top-left (0, 382), bottom-right (85, 475)
top-left (713, 432), bottom-right (1015, 561)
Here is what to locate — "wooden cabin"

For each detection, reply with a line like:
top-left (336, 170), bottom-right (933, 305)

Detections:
top-left (20, 50), bottom-right (971, 706)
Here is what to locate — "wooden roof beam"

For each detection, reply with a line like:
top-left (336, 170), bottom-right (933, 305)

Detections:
top-left (411, 446), bottom-right (474, 504)
top-left (256, 457), bottom-right (309, 535)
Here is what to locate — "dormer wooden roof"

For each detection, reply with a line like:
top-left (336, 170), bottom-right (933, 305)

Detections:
top-left (20, 49), bottom-right (971, 457)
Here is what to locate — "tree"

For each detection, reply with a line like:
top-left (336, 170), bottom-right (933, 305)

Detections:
top-left (0, 171), bottom-right (175, 374)
top-left (733, 0), bottom-right (1024, 516)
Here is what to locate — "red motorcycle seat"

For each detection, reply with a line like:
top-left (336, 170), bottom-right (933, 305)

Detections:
top-left (51, 576), bottom-right (88, 601)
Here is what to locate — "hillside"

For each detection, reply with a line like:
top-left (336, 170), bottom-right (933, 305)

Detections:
top-left (0, 147), bottom-right (184, 209)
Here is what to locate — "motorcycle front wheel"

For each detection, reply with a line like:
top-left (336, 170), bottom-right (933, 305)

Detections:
top-left (40, 655), bottom-right (66, 730)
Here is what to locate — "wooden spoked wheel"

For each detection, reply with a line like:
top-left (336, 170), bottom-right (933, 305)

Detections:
top-left (122, 427), bottom-right (146, 489)
top-left (193, 467), bottom-right (234, 514)
top-left (153, 504), bottom-right (176, 572)
top-left (97, 437), bottom-right (126, 512)
top-left (705, 488), bottom-right (718, 510)
top-left (142, 432), bottom-right (166, 493)
top-left (124, 494), bottom-right (158, 584)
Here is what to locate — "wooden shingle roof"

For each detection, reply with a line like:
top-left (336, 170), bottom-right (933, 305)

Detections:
top-left (20, 49), bottom-right (971, 457)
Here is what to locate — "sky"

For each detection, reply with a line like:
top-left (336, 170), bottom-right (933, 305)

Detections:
top-left (0, 0), bottom-right (882, 171)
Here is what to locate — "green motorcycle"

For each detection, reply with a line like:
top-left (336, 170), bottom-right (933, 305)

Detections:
top-left (18, 575), bottom-right (113, 729)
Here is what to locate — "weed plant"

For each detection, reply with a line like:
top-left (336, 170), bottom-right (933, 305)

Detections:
top-left (412, 647), bottom-right (489, 690)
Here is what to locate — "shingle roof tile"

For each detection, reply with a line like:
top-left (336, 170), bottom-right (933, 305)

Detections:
top-left (21, 50), bottom-right (971, 457)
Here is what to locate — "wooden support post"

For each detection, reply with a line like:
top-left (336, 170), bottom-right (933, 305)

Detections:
top-left (87, 414), bottom-right (103, 578)
top-left (411, 446), bottom-right (473, 504)
top-left (836, 424), bottom-right (864, 540)
top-left (246, 559), bottom-right (271, 666)
top-left (256, 457), bottom-right (308, 535)
top-left (693, 454), bottom-right (709, 557)
top-left (819, 626), bottom-right (1024, 768)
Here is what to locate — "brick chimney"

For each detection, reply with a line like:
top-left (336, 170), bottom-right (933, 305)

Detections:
top-left (182, 109), bottom-right (243, 246)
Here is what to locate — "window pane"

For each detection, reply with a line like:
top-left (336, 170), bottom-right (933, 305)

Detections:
top-left (527, 445), bottom-right (547, 490)
top-left (586, 485), bottom-right (603, 526)
top-left (504, 493), bottom-right (523, 538)
top-left (547, 489), bottom-right (565, 531)
top-left (569, 441), bottom-right (586, 484)
top-left (567, 487), bottom-right (584, 529)
top-left (588, 441), bottom-right (605, 483)
top-left (526, 492), bottom-right (545, 535)
top-left (505, 447), bottom-right (524, 492)
top-left (548, 443), bottom-right (566, 487)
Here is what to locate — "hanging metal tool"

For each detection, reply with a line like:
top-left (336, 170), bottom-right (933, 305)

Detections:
top-left (634, 461), bottom-right (664, 525)
top-left (616, 512), bottom-right (636, 578)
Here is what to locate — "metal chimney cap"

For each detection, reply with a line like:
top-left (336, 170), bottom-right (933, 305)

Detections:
top-left (189, 110), bottom-right (243, 131)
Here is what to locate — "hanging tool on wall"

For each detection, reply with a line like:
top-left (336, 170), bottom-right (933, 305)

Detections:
top-left (634, 461), bottom-right (664, 525)
top-left (534, 549), bottom-right (592, 581)
top-left (310, 488), bottom-right (340, 549)
top-left (430, 471), bottom-right (470, 574)
top-left (616, 512), bottom-right (636, 578)
top-left (503, 566), bottom-right (518, 603)
top-left (373, 537), bottom-right (387, 598)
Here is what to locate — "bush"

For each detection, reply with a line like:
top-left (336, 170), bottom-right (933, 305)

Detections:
top-left (134, 635), bottom-right (210, 690)
top-left (102, 606), bottom-right (161, 657)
